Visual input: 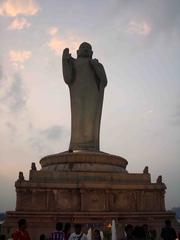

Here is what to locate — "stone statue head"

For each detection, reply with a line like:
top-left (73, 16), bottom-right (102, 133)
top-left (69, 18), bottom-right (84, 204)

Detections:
top-left (77, 42), bottom-right (93, 58)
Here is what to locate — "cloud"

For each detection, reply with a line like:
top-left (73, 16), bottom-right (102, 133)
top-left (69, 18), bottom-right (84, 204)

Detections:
top-left (48, 34), bottom-right (80, 55)
top-left (8, 18), bottom-right (31, 30)
top-left (41, 125), bottom-right (63, 140)
top-left (127, 21), bottom-right (152, 36)
top-left (0, 65), bottom-right (3, 81)
top-left (0, 0), bottom-right (39, 17)
top-left (48, 27), bottom-right (59, 36)
top-left (171, 104), bottom-right (180, 126)
top-left (1, 73), bottom-right (26, 112)
top-left (0, 64), bottom-right (8, 89)
top-left (9, 50), bottom-right (31, 69)
top-left (0, 73), bottom-right (27, 114)
top-left (29, 125), bottom-right (67, 154)
top-left (48, 37), bottom-right (65, 55)
top-left (6, 121), bottom-right (17, 133)
top-left (142, 109), bottom-right (153, 119)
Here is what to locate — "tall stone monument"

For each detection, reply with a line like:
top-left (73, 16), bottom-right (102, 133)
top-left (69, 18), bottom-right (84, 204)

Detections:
top-left (62, 42), bottom-right (107, 152)
top-left (3, 43), bottom-right (180, 240)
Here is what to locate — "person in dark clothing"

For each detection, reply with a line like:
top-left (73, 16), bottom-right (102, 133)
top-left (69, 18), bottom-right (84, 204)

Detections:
top-left (63, 223), bottom-right (71, 240)
top-left (133, 226), bottom-right (146, 240)
top-left (50, 222), bottom-right (65, 240)
top-left (121, 224), bottom-right (134, 240)
top-left (39, 234), bottom-right (46, 240)
top-left (93, 229), bottom-right (101, 240)
top-left (161, 220), bottom-right (177, 240)
top-left (142, 224), bottom-right (151, 240)
top-left (149, 229), bottom-right (157, 240)
top-left (0, 235), bottom-right (6, 240)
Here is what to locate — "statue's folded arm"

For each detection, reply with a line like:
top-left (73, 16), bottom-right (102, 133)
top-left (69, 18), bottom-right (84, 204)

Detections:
top-left (90, 59), bottom-right (108, 88)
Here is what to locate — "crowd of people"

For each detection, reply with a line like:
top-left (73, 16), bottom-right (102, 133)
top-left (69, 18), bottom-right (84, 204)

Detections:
top-left (121, 220), bottom-right (177, 240)
top-left (0, 219), bottom-right (179, 240)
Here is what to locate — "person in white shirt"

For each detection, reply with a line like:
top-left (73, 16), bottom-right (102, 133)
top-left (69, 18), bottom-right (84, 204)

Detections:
top-left (69, 224), bottom-right (87, 240)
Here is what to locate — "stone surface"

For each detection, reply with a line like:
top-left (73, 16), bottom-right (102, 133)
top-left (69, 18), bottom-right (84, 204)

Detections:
top-left (40, 151), bottom-right (128, 172)
top-left (3, 152), bottom-right (180, 240)
top-left (62, 43), bottom-right (107, 151)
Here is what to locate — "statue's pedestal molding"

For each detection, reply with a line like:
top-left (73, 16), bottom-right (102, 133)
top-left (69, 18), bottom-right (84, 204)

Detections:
top-left (40, 151), bottom-right (128, 172)
top-left (3, 152), bottom-right (180, 240)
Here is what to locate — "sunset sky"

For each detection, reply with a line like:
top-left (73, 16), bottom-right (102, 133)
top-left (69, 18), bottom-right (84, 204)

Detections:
top-left (0, 0), bottom-right (180, 211)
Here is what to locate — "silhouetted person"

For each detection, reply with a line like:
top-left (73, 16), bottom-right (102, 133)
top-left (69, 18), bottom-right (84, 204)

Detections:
top-left (149, 229), bottom-right (157, 240)
top-left (93, 229), bottom-right (101, 240)
top-left (50, 222), bottom-right (65, 240)
top-left (161, 220), bottom-right (176, 240)
top-left (40, 234), bottom-right (46, 240)
top-left (121, 224), bottom-right (134, 240)
top-left (63, 223), bottom-right (71, 240)
top-left (69, 224), bottom-right (87, 240)
top-left (13, 219), bottom-right (31, 240)
top-left (142, 225), bottom-right (151, 240)
top-left (0, 235), bottom-right (6, 240)
top-left (133, 226), bottom-right (146, 240)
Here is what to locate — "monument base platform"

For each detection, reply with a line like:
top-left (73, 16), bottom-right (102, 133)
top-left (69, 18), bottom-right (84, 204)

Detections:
top-left (3, 152), bottom-right (180, 239)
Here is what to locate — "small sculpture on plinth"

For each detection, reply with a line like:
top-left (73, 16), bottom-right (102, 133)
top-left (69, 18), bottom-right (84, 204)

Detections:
top-left (156, 175), bottom-right (163, 184)
top-left (18, 171), bottom-right (24, 181)
top-left (31, 162), bottom-right (37, 171)
top-left (143, 166), bottom-right (149, 174)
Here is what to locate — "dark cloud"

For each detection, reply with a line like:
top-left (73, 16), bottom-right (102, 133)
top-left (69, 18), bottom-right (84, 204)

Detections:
top-left (40, 125), bottom-right (64, 140)
top-left (2, 73), bottom-right (26, 112)
top-left (0, 64), bottom-right (6, 87)
top-left (29, 125), bottom-right (68, 154)
top-left (6, 121), bottom-right (17, 133)
top-left (0, 65), bottom-right (3, 81)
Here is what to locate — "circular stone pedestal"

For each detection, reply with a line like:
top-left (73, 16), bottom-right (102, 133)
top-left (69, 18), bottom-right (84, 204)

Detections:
top-left (40, 151), bottom-right (128, 172)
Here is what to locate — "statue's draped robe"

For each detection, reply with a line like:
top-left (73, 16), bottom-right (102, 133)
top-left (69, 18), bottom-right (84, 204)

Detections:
top-left (65, 58), bottom-right (106, 151)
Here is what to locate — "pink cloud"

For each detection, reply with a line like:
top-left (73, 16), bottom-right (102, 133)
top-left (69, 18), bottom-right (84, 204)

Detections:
top-left (8, 18), bottom-right (31, 30)
top-left (48, 27), bottom-right (59, 36)
top-left (48, 34), bottom-right (81, 55)
top-left (48, 37), bottom-right (65, 55)
top-left (9, 50), bottom-right (32, 69)
top-left (0, 0), bottom-right (39, 17)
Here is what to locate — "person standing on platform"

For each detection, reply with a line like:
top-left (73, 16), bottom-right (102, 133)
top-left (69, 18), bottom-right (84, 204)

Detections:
top-left (142, 225), bottom-right (151, 240)
top-left (133, 226), bottom-right (146, 240)
top-left (161, 220), bottom-right (177, 240)
top-left (69, 224), bottom-right (87, 240)
top-left (49, 222), bottom-right (65, 240)
top-left (0, 234), bottom-right (6, 240)
top-left (13, 219), bottom-right (31, 240)
top-left (63, 223), bottom-right (71, 240)
top-left (121, 224), bottom-right (134, 240)
top-left (92, 229), bottom-right (101, 240)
